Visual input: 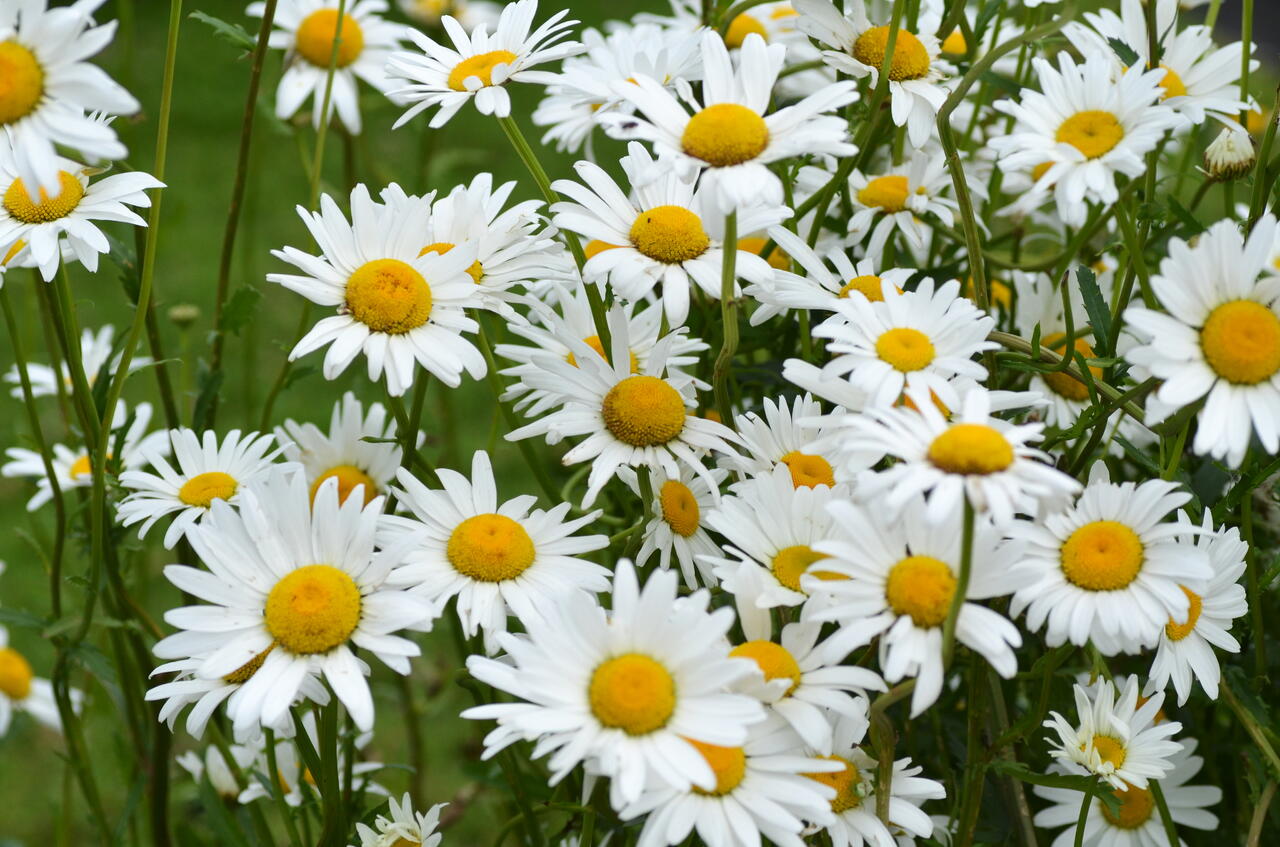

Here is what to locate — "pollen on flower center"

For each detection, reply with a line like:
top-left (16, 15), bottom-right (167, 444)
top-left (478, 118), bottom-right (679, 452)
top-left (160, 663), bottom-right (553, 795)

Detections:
top-left (4, 171), bottom-right (85, 224)
top-left (1060, 520), bottom-right (1144, 591)
top-left (838, 274), bottom-right (886, 301)
top-left (629, 204), bottom-right (711, 264)
top-left (588, 653), bottom-right (676, 735)
top-left (876, 327), bottom-right (936, 372)
top-left (1056, 110), bottom-right (1125, 159)
top-left (1089, 734), bottom-right (1127, 770)
top-left (264, 565), bottom-right (362, 655)
top-left (222, 644), bottom-right (275, 685)
top-left (311, 464), bottom-right (378, 506)
top-left (294, 9), bottom-right (365, 68)
top-left (448, 49), bottom-right (518, 91)
top-left (659, 479), bottom-right (700, 537)
top-left (851, 26), bottom-right (931, 81)
top-left (806, 755), bottom-right (863, 813)
top-left (885, 555), bottom-right (956, 627)
top-left (1100, 781), bottom-right (1155, 829)
top-left (0, 646), bottom-right (34, 700)
top-left (687, 737), bottom-right (747, 796)
top-left (1042, 333), bottom-right (1103, 402)
top-left (927, 423), bottom-right (1015, 475)
top-left (0, 41), bottom-right (44, 125)
top-left (178, 471), bottom-right (239, 508)
top-left (1200, 299), bottom-right (1280, 385)
top-left (345, 258), bottom-right (433, 334)
top-left (780, 451), bottom-right (835, 488)
top-left (730, 640), bottom-right (802, 696)
top-left (857, 175), bottom-right (911, 212)
top-left (681, 103), bottom-right (770, 168)
top-left (601, 375), bottom-right (687, 447)
top-left (1165, 585), bottom-right (1203, 641)
top-left (566, 334), bottom-right (639, 372)
top-left (419, 241), bottom-right (484, 284)
top-left (771, 544), bottom-right (844, 592)
top-left (725, 12), bottom-right (767, 48)
top-left (447, 514), bottom-right (536, 582)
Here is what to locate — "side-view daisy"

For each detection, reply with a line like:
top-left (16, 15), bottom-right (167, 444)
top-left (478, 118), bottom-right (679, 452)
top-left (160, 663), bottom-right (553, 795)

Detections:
top-left (353, 793), bottom-right (446, 847)
top-left (277, 391), bottom-right (405, 506)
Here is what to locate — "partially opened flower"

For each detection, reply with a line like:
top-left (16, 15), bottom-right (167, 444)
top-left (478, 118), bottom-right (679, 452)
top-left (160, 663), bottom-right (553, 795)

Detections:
top-left (277, 391), bottom-right (405, 506)
top-left (354, 793), bottom-right (446, 847)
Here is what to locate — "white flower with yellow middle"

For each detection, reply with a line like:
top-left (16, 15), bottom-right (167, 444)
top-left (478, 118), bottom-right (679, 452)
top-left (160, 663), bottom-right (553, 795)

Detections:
top-left (277, 391), bottom-right (406, 507)
top-left (354, 793), bottom-right (446, 847)
top-left (626, 464), bottom-right (725, 590)
top-left (845, 149), bottom-right (959, 259)
top-left (0, 624), bottom-right (75, 737)
top-left (722, 393), bottom-right (847, 489)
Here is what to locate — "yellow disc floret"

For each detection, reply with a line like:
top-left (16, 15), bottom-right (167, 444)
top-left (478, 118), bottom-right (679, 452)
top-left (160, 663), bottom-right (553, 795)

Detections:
top-left (780, 451), bottom-right (835, 488)
top-left (940, 29), bottom-right (966, 56)
top-left (737, 236), bottom-right (791, 271)
top-left (4, 171), bottom-right (85, 224)
top-left (927, 423), bottom-right (1014, 475)
top-left (447, 514), bottom-right (537, 582)
top-left (0, 646), bottom-right (34, 700)
top-left (1090, 734), bottom-right (1127, 770)
top-left (771, 544), bottom-right (826, 592)
top-left (1100, 781), bottom-right (1155, 829)
top-left (0, 41), bottom-right (43, 125)
top-left (264, 565), bottom-right (362, 655)
top-left (681, 103), bottom-right (770, 167)
top-left (1165, 585), bottom-right (1203, 641)
top-left (345, 259), bottom-right (433, 334)
top-left (418, 241), bottom-right (483, 284)
top-left (851, 26), bottom-right (931, 81)
top-left (730, 640), bottom-right (802, 696)
top-left (1042, 333), bottom-right (1102, 402)
top-left (838, 274), bottom-right (887, 301)
top-left (659, 479), bottom-right (700, 537)
top-left (885, 555), bottom-right (956, 627)
top-left (223, 644), bottom-right (275, 685)
top-left (1200, 300), bottom-right (1280, 385)
top-left (687, 738), bottom-right (747, 796)
top-left (566, 334), bottom-right (639, 372)
top-left (311, 465), bottom-right (378, 506)
top-left (629, 205), bottom-right (710, 264)
top-left (295, 9), bottom-right (365, 68)
top-left (584, 239), bottom-right (621, 259)
top-left (178, 471), bottom-right (239, 508)
top-left (588, 653), bottom-right (676, 735)
top-left (1056, 110), bottom-right (1125, 159)
top-left (601, 375), bottom-right (687, 447)
top-left (725, 13), bottom-right (767, 48)
top-left (69, 454), bottom-right (92, 480)
top-left (1155, 65), bottom-right (1186, 100)
top-left (1060, 520), bottom-right (1144, 591)
top-left (448, 49), bottom-right (518, 91)
top-left (875, 327), bottom-right (936, 372)
top-left (857, 175), bottom-right (910, 212)
top-left (806, 755), bottom-right (863, 813)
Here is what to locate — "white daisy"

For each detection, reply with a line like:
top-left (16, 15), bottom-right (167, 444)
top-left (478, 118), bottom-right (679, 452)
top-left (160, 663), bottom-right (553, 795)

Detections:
top-left (721, 393), bottom-right (847, 488)
top-left (382, 450), bottom-right (610, 652)
top-left (0, 625), bottom-right (76, 736)
top-left (1123, 214), bottom-right (1280, 467)
top-left (246, 0), bottom-right (408, 134)
top-left (385, 0), bottom-right (583, 128)
top-left (626, 463), bottom-right (725, 590)
top-left (267, 183), bottom-right (486, 396)
top-left (277, 391), bottom-right (404, 508)
top-left (353, 793), bottom-right (445, 847)
top-left (463, 560), bottom-right (767, 809)
top-left (845, 149), bottom-right (959, 258)
top-left (117, 428), bottom-right (286, 549)
top-left (5, 323), bottom-right (149, 399)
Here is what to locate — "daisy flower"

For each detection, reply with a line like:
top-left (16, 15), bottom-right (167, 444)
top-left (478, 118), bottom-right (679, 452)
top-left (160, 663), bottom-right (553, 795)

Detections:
top-left (1043, 677), bottom-right (1183, 791)
top-left (117, 428), bottom-right (285, 549)
top-left (267, 184), bottom-right (486, 396)
top-left (152, 470), bottom-right (436, 735)
top-left (1123, 214), bottom-right (1280, 468)
top-left (551, 141), bottom-right (787, 327)
top-left (5, 323), bottom-right (149, 399)
top-left (385, 0), bottom-right (583, 128)
top-left (0, 0), bottom-right (140, 195)
top-left (0, 143), bottom-right (161, 282)
top-left (988, 53), bottom-right (1181, 226)
top-left (382, 450), bottom-right (609, 652)
top-left (397, 0), bottom-right (499, 31)
top-left (845, 149), bottom-right (959, 258)
top-left (809, 496), bottom-right (1026, 716)
top-left (721, 393), bottom-right (847, 488)
top-left (795, 0), bottom-right (948, 148)
top-left (277, 391), bottom-right (404, 508)
top-left (246, 0), bottom-right (408, 134)
top-left (1033, 737), bottom-right (1220, 845)
top-left (605, 30), bottom-right (857, 212)
top-left (626, 464), bottom-right (725, 590)
top-left (464, 561), bottom-right (766, 809)
top-left (0, 625), bottom-right (74, 736)
top-left (506, 308), bottom-right (740, 507)
top-left (1146, 512), bottom-right (1248, 705)
top-left (353, 794), bottom-right (445, 847)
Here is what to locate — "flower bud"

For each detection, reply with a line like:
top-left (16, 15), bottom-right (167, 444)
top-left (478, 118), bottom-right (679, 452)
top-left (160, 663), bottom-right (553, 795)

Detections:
top-left (1203, 126), bottom-right (1255, 182)
top-left (167, 303), bottom-right (200, 328)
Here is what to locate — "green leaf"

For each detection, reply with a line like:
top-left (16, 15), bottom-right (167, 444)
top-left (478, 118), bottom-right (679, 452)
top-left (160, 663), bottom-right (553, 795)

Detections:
top-left (1107, 37), bottom-right (1141, 67)
top-left (191, 363), bottom-right (225, 432)
top-left (0, 607), bottom-right (46, 630)
top-left (190, 11), bottom-right (255, 52)
top-left (975, 0), bottom-right (1002, 39)
top-left (1075, 265), bottom-right (1113, 357)
top-left (222, 285), bottom-right (262, 336)
top-left (988, 762), bottom-right (1122, 815)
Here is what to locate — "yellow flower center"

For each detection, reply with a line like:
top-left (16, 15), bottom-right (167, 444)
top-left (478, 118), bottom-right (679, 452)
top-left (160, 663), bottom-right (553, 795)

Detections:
top-left (940, 29), bottom-right (966, 56)
top-left (857, 175), bottom-right (910, 212)
top-left (725, 13), bottom-right (767, 48)
top-left (585, 240), bottom-right (620, 259)
top-left (1042, 333), bottom-right (1102, 402)
top-left (1165, 585), bottom-right (1203, 641)
top-left (1056, 110), bottom-right (1125, 159)
top-left (1155, 64), bottom-right (1186, 99)
top-left (1032, 161), bottom-right (1055, 182)
top-left (659, 479), bottom-right (700, 537)
top-left (0, 41), bottom-right (43, 125)
top-left (0, 646), bottom-right (34, 700)
top-left (310, 464), bottom-right (378, 506)
top-left (885, 555), bottom-right (956, 627)
top-left (851, 26), bottom-right (931, 81)
top-left (588, 653), bottom-right (676, 735)
top-left (345, 259), bottom-right (433, 334)
top-left (1246, 108), bottom-right (1266, 136)
top-left (1100, 781), bottom-right (1155, 829)
top-left (447, 514), bottom-right (536, 582)
top-left (264, 565), bottom-right (362, 655)
top-left (771, 544), bottom-right (843, 592)
top-left (806, 755), bottom-right (863, 813)
top-left (875, 327), bottom-right (936, 372)
top-left (3, 171), bottom-right (85, 224)
top-left (222, 644), bottom-right (275, 685)
top-left (730, 640), bottom-right (802, 696)
top-left (178, 471), bottom-right (239, 508)
top-left (780, 451), bottom-right (835, 488)
top-left (838, 274), bottom-right (886, 301)
top-left (687, 738), bottom-right (747, 795)
top-left (1089, 734), bottom-right (1127, 769)
top-left (419, 241), bottom-right (483, 284)
top-left (681, 103), bottom-right (770, 167)
top-left (629, 204), bottom-right (710, 264)
top-left (566, 334), bottom-right (638, 372)
top-left (737, 236), bottom-right (791, 271)
top-left (600, 375), bottom-right (687, 447)
top-left (69, 454), bottom-right (92, 479)
top-left (927, 423), bottom-right (1014, 475)
top-left (1060, 520), bottom-right (1144, 591)
top-left (1200, 300), bottom-right (1280, 385)
top-left (294, 9), bottom-right (365, 68)
top-left (447, 49), bottom-right (518, 91)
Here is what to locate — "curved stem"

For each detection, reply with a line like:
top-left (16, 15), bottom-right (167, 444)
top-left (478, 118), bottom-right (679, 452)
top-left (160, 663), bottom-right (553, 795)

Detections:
top-left (1073, 776), bottom-right (1096, 847)
top-left (941, 497), bottom-right (974, 668)
top-left (712, 211), bottom-right (739, 426)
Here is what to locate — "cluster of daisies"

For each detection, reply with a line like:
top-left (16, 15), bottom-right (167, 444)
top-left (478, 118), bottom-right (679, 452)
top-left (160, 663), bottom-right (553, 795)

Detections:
top-left (0, 0), bottom-right (1276, 844)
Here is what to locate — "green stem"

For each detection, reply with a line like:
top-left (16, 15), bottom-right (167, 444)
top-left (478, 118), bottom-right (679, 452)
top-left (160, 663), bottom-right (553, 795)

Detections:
top-left (941, 498), bottom-right (975, 667)
top-left (263, 729), bottom-right (305, 847)
top-left (1149, 781), bottom-right (1179, 846)
top-left (1242, 481), bottom-right (1266, 677)
top-left (308, 0), bottom-right (348, 208)
top-left (1073, 776), bottom-right (1097, 847)
top-left (1248, 83), bottom-right (1280, 231)
top-left (712, 211), bottom-right (739, 426)
top-left (50, 266), bottom-right (101, 449)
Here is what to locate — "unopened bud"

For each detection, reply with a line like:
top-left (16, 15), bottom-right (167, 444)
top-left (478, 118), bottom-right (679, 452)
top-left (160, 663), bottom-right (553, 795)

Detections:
top-left (168, 303), bottom-right (200, 328)
top-left (1203, 126), bottom-right (1255, 182)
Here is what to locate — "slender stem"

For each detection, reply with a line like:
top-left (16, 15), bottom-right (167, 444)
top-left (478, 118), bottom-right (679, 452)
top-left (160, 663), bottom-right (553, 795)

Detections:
top-left (1242, 481), bottom-right (1266, 676)
top-left (1149, 781), bottom-right (1179, 846)
top-left (712, 211), bottom-right (739, 426)
top-left (257, 303), bottom-right (313, 430)
top-left (1073, 777), bottom-right (1097, 847)
top-left (308, 0), bottom-right (348, 208)
top-left (1221, 679), bottom-right (1280, 778)
top-left (50, 266), bottom-right (101, 448)
top-left (1247, 781), bottom-right (1277, 846)
top-left (396, 673), bottom-right (428, 806)
top-left (1248, 83), bottom-right (1280, 231)
top-left (941, 498), bottom-right (975, 667)
top-left (263, 730), bottom-right (305, 847)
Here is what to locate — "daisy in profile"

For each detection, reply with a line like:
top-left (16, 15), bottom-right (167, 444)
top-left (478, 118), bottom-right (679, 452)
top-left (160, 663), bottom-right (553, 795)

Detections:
top-left (1147, 512), bottom-right (1247, 705)
top-left (626, 464), bottom-right (725, 590)
top-left (246, 0), bottom-right (407, 134)
top-left (464, 561), bottom-right (766, 809)
top-left (277, 392), bottom-right (404, 507)
top-left (153, 470), bottom-right (436, 734)
top-left (605, 31), bottom-right (857, 211)
top-left (385, 0), bottom-right (583, 128)
top-left (989, 53), bottom-right (1181, 226)
top-left (506, 308), bottom-right (740, 506)
top-left (5, 324), bottom-right (149, 399)
top-left (845, 149), bottom-right (959, 258)
top-left (117, 429), bottom-right (285, 549)
top-left (1124, 214), bottom-right (1280, 468)
top-left (267, 184), bottom-right (486, 396)
top-left (810, 496), bottom-right (1025, 716)
top-left (354, 794), bottom-right (446, 847)
top-left (0, 143), bottom-right (162, 281)
top-left (722, 394), bottom-right (846, 489)
top-left (795, 0), bottom-right (948, 147)
top-left (1, 625), bottom-right (76, 736)
top-left (0, 0), bottom-right (140, 194)
top-left (551, 142), bottom-right (786, 326)
top-left (383, 450), bottom-right (609, 652)
top-left (1044, 677), bottom-right (1183, 791)
top-left (1009, 467), bottom-right (1212, 656)
top-left (1033, 737), bottom-right (1221, 845)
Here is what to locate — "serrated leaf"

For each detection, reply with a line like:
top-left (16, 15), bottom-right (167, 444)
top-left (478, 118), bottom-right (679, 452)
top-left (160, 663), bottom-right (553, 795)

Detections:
top-left (1075, 265), bottom-right (1113, 357)
top-left (222, 285), bottom-right (262, 336)
top-left (190, 11), bottom-right (255, 51)
top-left (1166, 196), bottom-right (1206, 237)
top-left (1107, 37), bottom-right (1140, 67)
